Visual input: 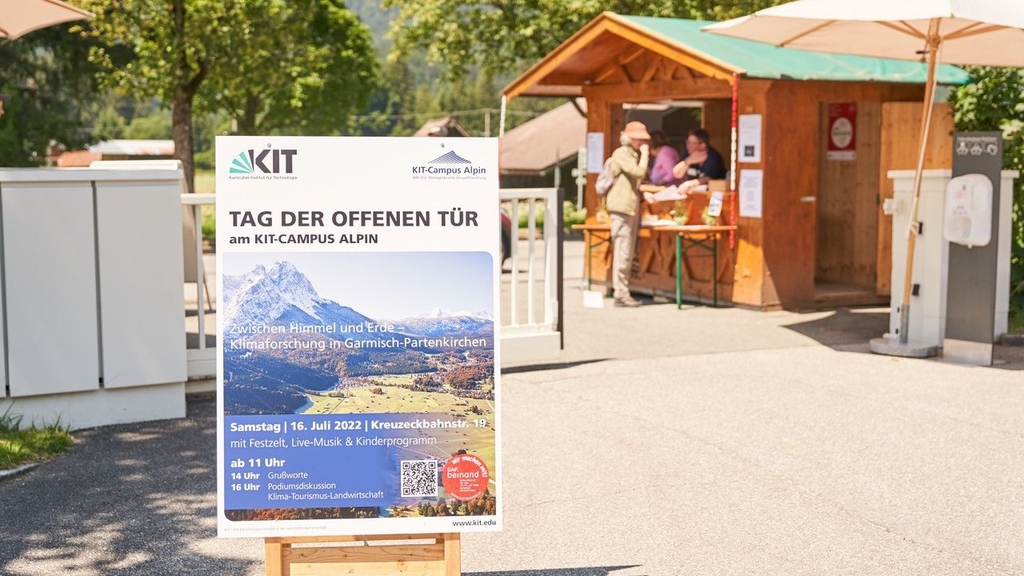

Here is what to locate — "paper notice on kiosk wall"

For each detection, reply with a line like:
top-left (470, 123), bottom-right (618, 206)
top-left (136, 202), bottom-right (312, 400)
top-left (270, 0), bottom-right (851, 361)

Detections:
top-left (738, 114), bottom-right (762, 163)
top-left (739, 169), bottom-right (763, 218)
top-left (586, 132), bottom-right (605, 174)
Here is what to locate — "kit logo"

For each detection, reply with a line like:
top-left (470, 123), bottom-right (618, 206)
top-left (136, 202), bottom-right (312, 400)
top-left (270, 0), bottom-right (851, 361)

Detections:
top-left (411, 148), bottom-right (486, 178)
top-left (230, 147), bottom-right (298, 174)
top-left (428, 150), bottom-right (472, 165)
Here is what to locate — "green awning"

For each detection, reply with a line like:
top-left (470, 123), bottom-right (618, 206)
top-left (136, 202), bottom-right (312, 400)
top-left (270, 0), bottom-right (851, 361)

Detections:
top-left (622, 16), bottom-right (970, 84)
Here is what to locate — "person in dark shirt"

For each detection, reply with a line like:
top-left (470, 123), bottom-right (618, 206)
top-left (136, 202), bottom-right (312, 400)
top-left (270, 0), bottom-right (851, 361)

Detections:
top-left (671, 128), bottom-right (726, 194)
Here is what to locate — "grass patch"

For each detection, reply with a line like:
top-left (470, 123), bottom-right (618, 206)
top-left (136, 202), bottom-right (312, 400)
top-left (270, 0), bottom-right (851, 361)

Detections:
top-left (0, 409), bottom-right (73, 470)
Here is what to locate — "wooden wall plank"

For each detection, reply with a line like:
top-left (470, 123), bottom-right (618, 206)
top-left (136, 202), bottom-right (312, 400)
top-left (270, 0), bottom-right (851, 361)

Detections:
top-left (876, 102), bottom-right (954, 295)
top-left (703, 99), bottom-right (733, 173)
top-left (732, 78), bottom-right (769, 308)
top-left (585, 78), bottom-right (731, 101)
top-left (582, 96), bottom-right (614, 285)
top-left (763, 80), bottom-right (925, 308)
top-left (815, 101), bottom-right (881, 288)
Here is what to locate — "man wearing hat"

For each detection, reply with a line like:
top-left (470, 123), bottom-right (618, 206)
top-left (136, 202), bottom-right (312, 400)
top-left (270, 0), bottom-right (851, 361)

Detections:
top-left (605, 120), bottom-right (651, 308)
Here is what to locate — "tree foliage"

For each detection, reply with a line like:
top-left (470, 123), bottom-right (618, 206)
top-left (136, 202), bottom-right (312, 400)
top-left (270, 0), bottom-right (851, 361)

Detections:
top-left (202, 0), bottom-right (381, 135)
top-left (351, 55), bottom-right (422, 136)
top-left (79, 0), bottom-right (251, 190)
top-left (381, 0), bottom-right (786, 81)
top-left (949, 67), bottom-right (1024, 319)
top-left (0, 25), bottom-right (101, 166)
top-left (79, 0), bottom-right (380, 190)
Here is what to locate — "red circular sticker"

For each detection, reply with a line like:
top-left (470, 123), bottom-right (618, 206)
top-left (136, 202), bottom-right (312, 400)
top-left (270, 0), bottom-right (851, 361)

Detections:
top-left (441, 453), bottom-right (490, 501)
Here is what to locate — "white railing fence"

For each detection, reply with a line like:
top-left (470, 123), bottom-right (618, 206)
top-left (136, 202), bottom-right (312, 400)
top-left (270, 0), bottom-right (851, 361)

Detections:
top-left (498, 188), bottom-right (563, 365)
top-left (181, 193), bottom-right (216, 382)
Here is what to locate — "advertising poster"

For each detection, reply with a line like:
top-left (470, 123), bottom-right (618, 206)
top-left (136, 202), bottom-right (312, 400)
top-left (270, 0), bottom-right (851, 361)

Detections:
top-left (826, 103), bottom-right (856, 161)
top-left (215, 136), bottom-right (502, 537)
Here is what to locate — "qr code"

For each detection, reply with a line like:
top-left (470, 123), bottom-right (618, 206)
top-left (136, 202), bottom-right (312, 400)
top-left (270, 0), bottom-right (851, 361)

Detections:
top-left (401, 460), bottom-right (438, 498)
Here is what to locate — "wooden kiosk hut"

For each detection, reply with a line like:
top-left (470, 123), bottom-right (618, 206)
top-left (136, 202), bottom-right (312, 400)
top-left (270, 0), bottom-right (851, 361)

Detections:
top-left (502, 12), bottom-right (967, 310)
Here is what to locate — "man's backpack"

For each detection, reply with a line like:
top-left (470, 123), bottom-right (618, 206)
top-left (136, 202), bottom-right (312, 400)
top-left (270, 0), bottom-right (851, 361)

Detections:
top-left (595, 158), bottom-right (616, 196)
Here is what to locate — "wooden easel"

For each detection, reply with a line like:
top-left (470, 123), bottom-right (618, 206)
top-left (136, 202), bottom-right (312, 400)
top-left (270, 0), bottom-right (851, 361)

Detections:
top-left (265, 533), bottom-right (461, 576)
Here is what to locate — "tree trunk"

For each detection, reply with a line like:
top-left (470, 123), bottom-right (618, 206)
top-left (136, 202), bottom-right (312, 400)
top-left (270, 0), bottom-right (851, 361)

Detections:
top-left (238, 95), bottom-right (260, 135)
top-left (170, 0), bottom-right (204, 194)
top-left (172, 93), bottom-right (195, 194)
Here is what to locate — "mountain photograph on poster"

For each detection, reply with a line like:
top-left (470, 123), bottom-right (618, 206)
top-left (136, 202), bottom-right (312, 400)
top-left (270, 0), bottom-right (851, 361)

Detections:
top-left (221, 252), bottom-right (496, 418)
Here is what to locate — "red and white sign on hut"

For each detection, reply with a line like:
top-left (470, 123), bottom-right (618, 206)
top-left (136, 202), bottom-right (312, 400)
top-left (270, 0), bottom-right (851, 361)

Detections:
top-left (827, 103), bottom-right (856, 161)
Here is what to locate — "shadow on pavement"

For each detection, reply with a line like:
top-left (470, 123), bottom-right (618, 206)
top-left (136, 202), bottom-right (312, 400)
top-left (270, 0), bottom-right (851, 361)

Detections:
top-left (468, 567), bottom-right (641, 576)
top-left (0, 394), bottom-right (260, 576)
top-left (502, 359), bottom-right (610, 375)
top-left (780, 306), bottom-right (890, 350)
top-left (781, 306), bottom-right (1024, 369)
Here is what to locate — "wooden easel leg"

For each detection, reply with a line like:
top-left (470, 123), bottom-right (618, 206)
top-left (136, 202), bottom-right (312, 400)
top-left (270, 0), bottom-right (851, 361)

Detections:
top-left (443, 532), bottom-right (461, 576)
top-left (264, 538), bottom-right (284, 576)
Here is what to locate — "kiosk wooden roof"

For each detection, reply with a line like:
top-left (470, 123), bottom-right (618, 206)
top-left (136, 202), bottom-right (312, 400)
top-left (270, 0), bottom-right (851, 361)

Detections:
top-left (504, 13), bottom-right (967, 99)
top-left (503, 12), bottom-right (966, 310)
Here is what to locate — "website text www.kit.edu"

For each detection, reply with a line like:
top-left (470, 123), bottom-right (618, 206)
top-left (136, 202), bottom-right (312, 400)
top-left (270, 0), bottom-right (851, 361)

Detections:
top-left (452, 518), bottom-right (498, 527)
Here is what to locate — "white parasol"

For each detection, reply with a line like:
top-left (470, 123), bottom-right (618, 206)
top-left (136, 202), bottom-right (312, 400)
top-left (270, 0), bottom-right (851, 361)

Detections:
top-left (0, 0), bottom-right (93, 40)
top-left (704, 0), bottom-right (1024, 347)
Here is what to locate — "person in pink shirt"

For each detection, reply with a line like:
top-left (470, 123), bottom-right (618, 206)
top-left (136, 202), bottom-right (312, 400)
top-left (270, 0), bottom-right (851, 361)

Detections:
top-left (647, 130), bottom-right (681, 186)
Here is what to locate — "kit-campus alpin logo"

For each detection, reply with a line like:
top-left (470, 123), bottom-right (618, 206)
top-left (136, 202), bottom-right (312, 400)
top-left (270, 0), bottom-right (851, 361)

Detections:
top-left (228, 145), bottom-right (299, 180)
top-left (412, 146), bottom-right (487, 180)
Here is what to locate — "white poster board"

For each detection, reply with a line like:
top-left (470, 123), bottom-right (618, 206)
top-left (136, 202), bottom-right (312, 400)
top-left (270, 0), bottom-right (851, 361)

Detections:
top-left (216, 136), bottom-right (502, 537)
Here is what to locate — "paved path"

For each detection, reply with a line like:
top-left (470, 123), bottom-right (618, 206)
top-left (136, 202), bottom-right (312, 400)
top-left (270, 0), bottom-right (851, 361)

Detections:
top-left (1, 240), bottom-right (1022, 576)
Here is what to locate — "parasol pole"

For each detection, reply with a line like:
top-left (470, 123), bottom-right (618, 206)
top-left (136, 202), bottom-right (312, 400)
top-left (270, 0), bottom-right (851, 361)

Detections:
top-left (499, 95), bottom-right (507, 138)
top-left (898, 20), bottom-right (941, 345)
top-left (729, 72), bottom-right (738, 248)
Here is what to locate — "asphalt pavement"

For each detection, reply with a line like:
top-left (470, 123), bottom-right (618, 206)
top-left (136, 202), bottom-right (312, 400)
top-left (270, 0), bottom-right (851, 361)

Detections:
top-left (1, 239), bottom-right (1022, 576)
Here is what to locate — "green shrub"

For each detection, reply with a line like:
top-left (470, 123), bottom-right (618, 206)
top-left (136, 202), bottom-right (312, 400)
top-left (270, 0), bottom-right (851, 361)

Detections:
top-left (950, 68), bottom-right (1024, 332)
top-left (1011, 303), bottom-right (1024, 333)
top-left (563, 200), bottom-right (586, 228)
top-left (512, 200), bottom-right (587, 230)
top-left (517, 209), bottom-right (543, 229)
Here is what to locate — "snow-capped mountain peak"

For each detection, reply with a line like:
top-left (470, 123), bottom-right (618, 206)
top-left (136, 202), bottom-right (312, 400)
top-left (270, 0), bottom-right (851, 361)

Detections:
top-left (223, 261), bottom-right (322, 327)
top-left (419, 307), bottom-right (492, 320)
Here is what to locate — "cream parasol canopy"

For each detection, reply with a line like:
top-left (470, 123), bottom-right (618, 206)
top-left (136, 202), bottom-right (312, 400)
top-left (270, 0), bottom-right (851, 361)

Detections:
top-left (0, 0), bottom-right (93, 40)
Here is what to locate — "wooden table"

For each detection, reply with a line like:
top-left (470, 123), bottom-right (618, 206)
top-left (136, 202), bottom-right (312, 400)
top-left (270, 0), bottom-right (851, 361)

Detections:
top-left (572, 223), bottom-right (737, 308)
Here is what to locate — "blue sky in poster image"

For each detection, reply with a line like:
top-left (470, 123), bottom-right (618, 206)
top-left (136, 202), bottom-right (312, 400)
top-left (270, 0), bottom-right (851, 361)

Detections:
top-left (222, 251), bottom-right (494, 320)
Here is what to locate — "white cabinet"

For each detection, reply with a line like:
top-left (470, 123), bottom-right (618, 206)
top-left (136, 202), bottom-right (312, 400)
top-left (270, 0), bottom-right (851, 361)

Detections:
top-left (886, 169), bottom-right (1017, 347)
top-left (0, 168), bottom-right (187, 429)
top-left (95, 179), bottom-right (187, 388)
top-left (3, 181), bottom-right (100, 396)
